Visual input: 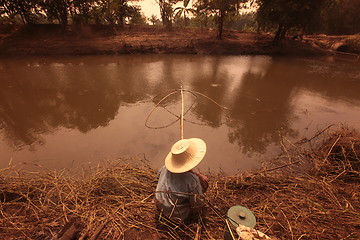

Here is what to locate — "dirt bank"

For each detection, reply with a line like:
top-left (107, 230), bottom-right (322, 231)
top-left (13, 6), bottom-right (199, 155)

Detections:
top-left (1, 126), bottom-right (359, 239)
top-left (0, 24), bottom-right (332, 56)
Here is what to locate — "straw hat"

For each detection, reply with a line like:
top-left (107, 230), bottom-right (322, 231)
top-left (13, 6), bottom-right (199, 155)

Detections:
top-left (165, 138), bottom-right (206, 173)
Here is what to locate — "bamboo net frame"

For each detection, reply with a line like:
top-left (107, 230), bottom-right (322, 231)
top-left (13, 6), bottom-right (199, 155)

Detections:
top-left (145, 88), bottom-right (230, 138)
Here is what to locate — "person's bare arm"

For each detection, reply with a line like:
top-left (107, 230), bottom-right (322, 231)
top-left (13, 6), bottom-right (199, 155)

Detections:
top-left (189, 170), bottom-right (209, 192)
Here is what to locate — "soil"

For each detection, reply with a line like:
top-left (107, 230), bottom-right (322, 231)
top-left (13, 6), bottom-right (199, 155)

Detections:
top-left (0, 24), bottom-right (335, 56)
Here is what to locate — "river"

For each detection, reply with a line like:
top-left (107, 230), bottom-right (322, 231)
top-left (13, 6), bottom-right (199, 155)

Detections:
top-left (1, 54), bottom-right (360, 174)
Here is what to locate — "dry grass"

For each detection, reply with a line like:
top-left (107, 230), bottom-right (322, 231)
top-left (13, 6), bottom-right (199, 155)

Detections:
top-left (1, 127), bottom-right (359, 239)
top-left (345, 34), bottom-right (360, 53)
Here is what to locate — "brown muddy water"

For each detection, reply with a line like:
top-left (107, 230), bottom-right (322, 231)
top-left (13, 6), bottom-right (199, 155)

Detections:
top-left (0, 55), bottom-right (360, 174)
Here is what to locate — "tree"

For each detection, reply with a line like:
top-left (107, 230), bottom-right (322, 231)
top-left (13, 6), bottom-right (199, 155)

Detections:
top-left (256, 0), bottom-right (328, 44)
top-left (174, 0), bottom-right (194, 26)
top-left (189, 8), bottom-right (214, 28)
top-left (156, 0), bottom-right (179, 27)
top-left (325, 0), bottom-right (360, 35)
top-left (149, 14), bottom-right (161, 25)
top-left (95, 0), bottom-right (140, 25)
top-left (195, 0), bottom-right (251, 39)
top-left (129, 7), bottom-right (147, 25)
top-left (225, 12), bottom-right (257, 31)
top-left (39, 0), bottom-right (70, 25)
top-left (1, 0), bottom-right (40, 24)
top-left (71, 0), bottom-right (98, 24)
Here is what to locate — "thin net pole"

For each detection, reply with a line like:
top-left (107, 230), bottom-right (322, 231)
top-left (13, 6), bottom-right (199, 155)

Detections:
top-left (180, 86), bottom-right (184, 139)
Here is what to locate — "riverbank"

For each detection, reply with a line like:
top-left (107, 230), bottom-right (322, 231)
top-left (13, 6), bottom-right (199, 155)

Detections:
top-left (0, 24), bottom-right (348, 56)
top-left (1, 126), bottom-right (359, 239)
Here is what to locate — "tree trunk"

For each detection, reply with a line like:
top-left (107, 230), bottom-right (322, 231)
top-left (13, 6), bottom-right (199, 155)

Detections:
top-left (165, 18), bottom-right (172, 28)
top-left (184, 12), bottom-right (187, 26)
top-left (218, 10), bottom-right (225, 39)
top-left (60, 12), bottom-right (68, 25)
top-left (19, 12), bottom-right (27, 25)
top-left (273, 23), bottom-right (284, 45)
top-left (159, 0), bottom-right (172, 28)
top-left (19, 3), bottom-right (30, 24)
top-left (280, 27), bottom-right (287, 40)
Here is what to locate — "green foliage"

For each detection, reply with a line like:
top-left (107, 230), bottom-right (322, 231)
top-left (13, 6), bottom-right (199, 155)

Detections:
top-left (149, 14), bottom-right (161, 26)
top-left (71, 0), bottom-right (97, 24)
top-left (256, 0), bottom-right (328, 44)
top-left (157, 0), bottom-right (180, 27)
top-left (2, 0), bottom-right (358, 36)
top-left (0, 0), bottom-right (147, 26)
top-left (129, 7), bottom-right (147, 25)
top-left (224, 12), bottom-right (257, 31)
top-left (188, 14), bottom-right (216, 28)
top-left (1, 0), bottom-right (41, 24)
top-left (257, 0), bottom-right (327, 31)
top-left (195, 0), bottom-right (251, 39)
top-left (174, 0), bottom-right (194, 26)
top-left (39, 0), bottom-right (70, 25)
top-left (256, 0), bottom-right (360, 38)
top-left (98, 0), bottom-right (139, 25)
top-left (325, 0), bottom-right (360, 35)
top-left (0, 3), bottom-right (13, 25)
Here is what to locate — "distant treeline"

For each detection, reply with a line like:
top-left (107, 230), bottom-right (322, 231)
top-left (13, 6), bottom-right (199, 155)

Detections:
top-left (0, 0), bottom-right (146, 26)
top-left (1, 0), bottom-right (359, 39)
top-left (256, 0), bottom-right (360, 44)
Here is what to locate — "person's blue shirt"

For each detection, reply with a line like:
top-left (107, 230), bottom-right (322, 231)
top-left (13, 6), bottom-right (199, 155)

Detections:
top-left (154, 166), bottom-right (205, 221)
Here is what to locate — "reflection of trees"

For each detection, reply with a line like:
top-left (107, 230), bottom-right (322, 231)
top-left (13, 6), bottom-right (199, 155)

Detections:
top-left (222, 57), bottom-right (360, 155)
top-left (1, 56), bottom-right (359, 155)
top-left (175, 56), bottom-right (298, 155)
top-left (148, 56), bottom-right (229, 128)
top-left (227, 67), bottom-right (298, 155)
top-left (146, 56), bottom-right (301, 155)
top-left (0, 57), bottom-right (151, 149)
top-left (188, 57), bottom-right (229, 128)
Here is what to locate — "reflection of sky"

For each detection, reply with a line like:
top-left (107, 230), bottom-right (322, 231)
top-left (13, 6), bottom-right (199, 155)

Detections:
top-left (219, 56), bottom-right (272, 105)
top-left (144, 61), bottom-right (163, 86)
top-left (292, 89), bottom-right (360, 139)
top-left (49, 62), bottom-right (69, 83)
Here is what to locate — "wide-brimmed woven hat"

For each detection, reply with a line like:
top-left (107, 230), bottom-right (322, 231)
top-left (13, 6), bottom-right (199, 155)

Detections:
top-left (165, 138), bottom-right (206, 173)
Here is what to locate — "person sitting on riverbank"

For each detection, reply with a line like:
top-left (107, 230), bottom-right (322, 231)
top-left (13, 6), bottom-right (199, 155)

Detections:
top-left (154, 138), bottom-right (209, 222)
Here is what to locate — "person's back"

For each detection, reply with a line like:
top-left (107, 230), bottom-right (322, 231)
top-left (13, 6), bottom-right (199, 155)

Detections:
top-left (154, 138), bottom-right (208, 221)
top-left (154, 166), bottom-right (204, 220)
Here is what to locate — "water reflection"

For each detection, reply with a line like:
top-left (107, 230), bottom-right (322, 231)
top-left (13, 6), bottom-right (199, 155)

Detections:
top-left (0, 58), bottom-right (123, 150)
top-left (0, 55), bottom-right (359, 172)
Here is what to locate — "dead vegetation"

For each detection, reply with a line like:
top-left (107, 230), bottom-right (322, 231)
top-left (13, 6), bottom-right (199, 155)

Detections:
top-left (0, 126), bottom-right (359, 239)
